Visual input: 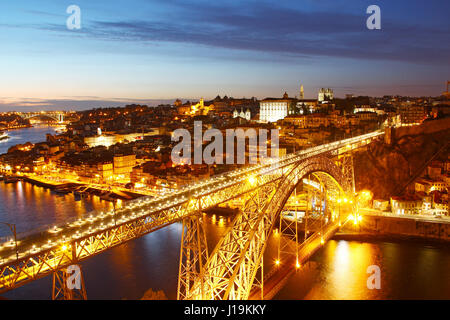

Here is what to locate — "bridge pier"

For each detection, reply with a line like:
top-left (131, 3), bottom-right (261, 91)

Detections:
top-left (177, 201), bottom-right (209, 300)
top-left (52, 264), bottom-right (87, 300)
top-left (277, 188), bottom-right (300, 268)
top-left (341, 153), bottom-right (355, 194)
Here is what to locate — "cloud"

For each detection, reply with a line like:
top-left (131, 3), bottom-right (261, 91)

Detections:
top-left (0, 97), bottom-right (179, 112)
top-left (9, 1), bottom-right (450, 65)
top-left (35, 1), bottom-right (448, 65)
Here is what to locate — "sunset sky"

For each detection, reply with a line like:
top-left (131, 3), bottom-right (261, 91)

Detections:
top-left (0, 0), bottom-right (449, 111)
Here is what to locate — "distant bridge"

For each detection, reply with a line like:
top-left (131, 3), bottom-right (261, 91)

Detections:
top-left (0, 130), bottom-right (384, 300)
top-left (16, 111), bottom-right (66, 123)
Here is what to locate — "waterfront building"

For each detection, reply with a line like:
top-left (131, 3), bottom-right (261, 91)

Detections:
top-left (113, 154), bottom-right (137, 180)
top-left (390, 195), bottom-right (423, 215)
top-left (97, 162), bottom-right (114, 181)
top-left (433, 200), bottom-right (448, 214)
top-left (373, 199), bottom-right (390, 211)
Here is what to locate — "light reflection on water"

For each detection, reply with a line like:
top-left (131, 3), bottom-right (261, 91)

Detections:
top-left (274, 239), bottom-right (450, 300)
top-left (0, 181), bottom-right (114, 239)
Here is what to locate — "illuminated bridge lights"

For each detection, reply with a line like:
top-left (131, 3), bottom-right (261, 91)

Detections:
top-left (247, 175), bottom-right (257, 186)
top-left (48, 226), bottom-right (62, 234)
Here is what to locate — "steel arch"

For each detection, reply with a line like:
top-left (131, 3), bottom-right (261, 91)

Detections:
top-left (189, 155), bottom-right (350, 300)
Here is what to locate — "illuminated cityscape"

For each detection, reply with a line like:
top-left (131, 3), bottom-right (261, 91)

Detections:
top-left (0, 0), bottom-right (449, 306)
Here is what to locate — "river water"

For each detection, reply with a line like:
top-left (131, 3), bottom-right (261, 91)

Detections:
top-left (1, 127), bottom-right (449, 300)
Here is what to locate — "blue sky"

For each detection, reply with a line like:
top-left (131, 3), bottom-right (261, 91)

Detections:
top-left (0, 0), bottom-right (449, 111)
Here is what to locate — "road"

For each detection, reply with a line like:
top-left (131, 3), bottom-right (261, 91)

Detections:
top-left (359, 208), bottom-right (450, 224)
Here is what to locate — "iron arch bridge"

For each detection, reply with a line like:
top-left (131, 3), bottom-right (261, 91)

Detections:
top-left (183, 155), bottom-right (350, 300)
top-left (0, 130), bottom-right (384, 299)
top-left (17, 112), bottom-right (64, 123)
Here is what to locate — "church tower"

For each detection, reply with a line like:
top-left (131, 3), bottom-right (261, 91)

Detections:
top-left (300, 84), bottom-right (304, 99)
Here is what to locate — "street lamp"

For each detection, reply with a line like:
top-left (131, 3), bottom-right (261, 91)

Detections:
top-left (0, 222), bottom-right (19, 260)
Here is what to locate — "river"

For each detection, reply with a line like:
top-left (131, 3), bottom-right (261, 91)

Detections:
top-left (0, 127), bottom-right (449, 300)
top-left (0, 126), bottom-right (59, 155)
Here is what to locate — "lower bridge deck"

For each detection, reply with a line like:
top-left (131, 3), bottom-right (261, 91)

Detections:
top-left (249, 222), bottom-right (340, 300)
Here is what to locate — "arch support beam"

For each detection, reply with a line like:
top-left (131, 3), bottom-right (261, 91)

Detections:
top-left (189, 156), bottom-right (350, 300)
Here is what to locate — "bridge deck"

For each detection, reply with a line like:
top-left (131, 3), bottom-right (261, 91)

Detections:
top-left (249, 221), bottom-right (342, 300)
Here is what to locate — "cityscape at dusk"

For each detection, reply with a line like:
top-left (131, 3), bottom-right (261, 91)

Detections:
top-left (0, 0), bottom-right (449, 310)
top-left (1, 0), bottom-right (450, 111)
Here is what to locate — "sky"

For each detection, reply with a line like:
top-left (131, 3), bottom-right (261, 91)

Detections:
top-left (0, 0), bottom-right (449, 111)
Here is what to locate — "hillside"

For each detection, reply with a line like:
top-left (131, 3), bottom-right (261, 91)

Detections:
top-left (354, 123), bottom-right (450, 199)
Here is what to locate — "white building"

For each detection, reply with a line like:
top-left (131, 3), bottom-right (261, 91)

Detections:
top-left (233, 108), bottom-right (251, 121)
top-left (390, 196), bottom-right (422, 215)
top-left (259, 92), bottom-right (294, 123)
top-left (354, 106), bottom-right (386, 116)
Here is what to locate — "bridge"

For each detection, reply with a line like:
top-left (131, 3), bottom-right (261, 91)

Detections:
top-left (0, 130), bottom-right (384, 300)
top-left (16, 111), bottom-right (66, 123)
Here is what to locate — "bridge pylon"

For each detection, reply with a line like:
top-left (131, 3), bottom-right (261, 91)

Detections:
top-left (277, 189), bottom-right (300, 268)
top-left (177, 200), bottom-right (209, 300)
top-left (52, 264), bottom-right (87, 300)
top-left (341, 153), bottom-right (355, 194)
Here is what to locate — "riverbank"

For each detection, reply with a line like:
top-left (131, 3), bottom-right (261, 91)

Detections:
top-left (1, 174), bottom-right (144, 201)
top-left (343, 212), bottom-right (450, 241)
top-left (248, 213), bottom-right (450, 300)
top-left (333, 231), bottom-right (450, 246)
top-left (2, 125), bottom-right (32, 132)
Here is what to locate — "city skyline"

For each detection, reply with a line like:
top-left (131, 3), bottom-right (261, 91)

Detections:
top-left (1, 0), bottom-right (449, 111)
